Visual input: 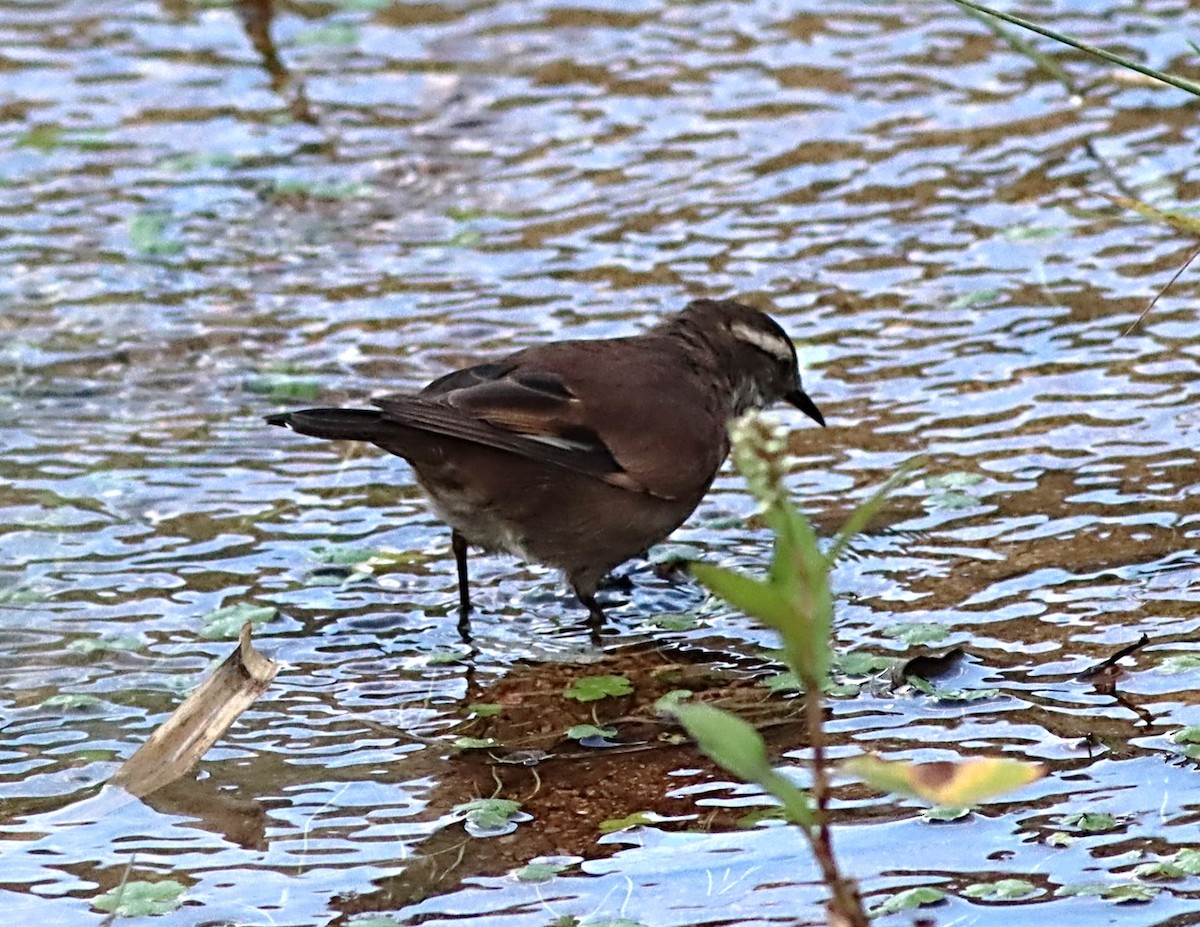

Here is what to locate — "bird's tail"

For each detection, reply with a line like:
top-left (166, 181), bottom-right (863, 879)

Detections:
top-left (265, 408), bottom-right (384, 441)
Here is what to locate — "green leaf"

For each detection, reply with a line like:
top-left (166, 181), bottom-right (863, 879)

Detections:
top-left (296, 22), bottom-right (360, 45)
top-left (1133, 861), bottom-right (1187, 881)
top-left (563, 674), bottom-right (632, 702)
top-left (1158, 654), bottom-right (1200, 674)
top-left (964, 879), bottom-right (1036, 899)
top-left (1046, 831), bottom-right (1074, 847)
top-left (1066, 811), bottom-right (1119, 832)
top-left (41, 693), bottom-right (102, 710)
top-left (598, 811), bottom-right (655, 834)
top-left (453, 798), bottom-right (522, 831)
top-left (762, 670), bottom-right (802, 693)
top-left (128, 211), bottom-right (184, 256)
top-left (512, 861), bottom-right (569, 883)
top-left (1060, 812), bottom-right (1119, 833)
top-left (466, 703), bottom-right (502, 718)
top-left (199, 603), bottom-right (277, 640)
top-left (67, 635), bottom-right (142, 654)
top-left (92, 879), bottom-right (186, 916)
top-left (245, 373), bottom-right (322, 401)
top-left (691, 562), bottom-right (792, 628)
top-left (673, 703), bottom-right (774, 784)
top-left (653, 689), bottom-right (693, 714)
top-left (922, 806), bottom-right (970, 822)
top-left (1173, 848), bottom-right (1200, 874)
top-left (1106, 884), bottom-right (1159, 903)
top-left (566, 724), bottom-right (617, 741)
top-left (907, 676), bottom-right (1000, 702)
top-left (835, 652), bottom-right (898, 676)
top-left (948, 289), bottom-right (1000, 310)
top-left (886, 622), bottom-right (949, 645)
top-left (871, 886), bottom-right (945, 915)
top-left (451, 736), bottom-right (497, 751)
top-left (427, 649), bottom-right (465, 665)
top-left (649, 612), bottom-right (699, 631)
top-left (924, 471), bottom-right (984, 490)
top-left (16, 125), bottom-right (65, 151)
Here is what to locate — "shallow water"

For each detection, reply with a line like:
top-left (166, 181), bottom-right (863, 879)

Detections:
top-left (4, 0), bottom-right (1200, 924)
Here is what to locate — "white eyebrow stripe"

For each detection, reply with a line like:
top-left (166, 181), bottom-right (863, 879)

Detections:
top-left (730, 321), bottom-right (793, 361)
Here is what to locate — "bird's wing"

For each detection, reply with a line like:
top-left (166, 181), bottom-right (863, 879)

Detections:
top-left (374, 360), bottom-right (645, 492)
top-left (375, 339), bottom-right (727, 500)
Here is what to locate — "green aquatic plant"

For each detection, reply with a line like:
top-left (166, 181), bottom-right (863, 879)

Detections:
top-left (674, 413), bottom-right (1044, 927)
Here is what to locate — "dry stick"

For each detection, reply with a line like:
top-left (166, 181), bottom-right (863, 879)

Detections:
top-left (958, 0), bottom-right (1140, 201)
top-left (1121, 241), bottom-right (1200, 336)
top-left (945, 0), bottom-right (1200, 99)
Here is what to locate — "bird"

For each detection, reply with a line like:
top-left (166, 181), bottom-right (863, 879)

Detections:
top-left (266, 298), bottom-right (824, 630)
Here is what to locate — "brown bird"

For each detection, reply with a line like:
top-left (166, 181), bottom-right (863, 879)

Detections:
top-left (266, 298), bottom-right (824, 629)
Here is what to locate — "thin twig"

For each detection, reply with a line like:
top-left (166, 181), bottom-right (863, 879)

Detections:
top-left (945, 0), bottom-right (1200, 98)
top-left (1121, 242), bottom-right (1200, 336)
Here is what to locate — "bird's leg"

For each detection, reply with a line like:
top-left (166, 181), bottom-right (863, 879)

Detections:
top-left (451, 530), bottom-right (472, 619)
top-left (573, 583), bottom-right (607, 632)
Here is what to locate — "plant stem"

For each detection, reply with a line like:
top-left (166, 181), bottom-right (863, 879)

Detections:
top-left (802, 679), bottom-right (868, 927)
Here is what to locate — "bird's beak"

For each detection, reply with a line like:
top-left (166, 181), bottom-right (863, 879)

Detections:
top-left (786, 388), bottom-right (826, 427)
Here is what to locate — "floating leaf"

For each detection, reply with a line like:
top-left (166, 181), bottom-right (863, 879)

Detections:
top-left (1059, 811), bottom-right (1119, 833)
top-left (762, 670), bottom-right (802, 693)
top-left (1046, 831), bottom-right (1074, 847)
top-left (948, 289), bottom-right (1000, 310)
top-left (1056, 882), bottom-right (1157, 903)
top-left (1133, 861), bottom-right (1187, 881)
top-left (295, 22), bottom-right (360, 46)
top-left (16, 125), bottom-right (65, 151)
top-left (922, 806), bottom-right (970, 822)
top-left (1158, 654), bottom-right (1200, 674)
top-left (270, 178), bottom-right (373, 199)
top-left (467, 703), bottom-right (502, 718)
top-left (598, 811), bottom-right (655, 834)
top-left (871, 886), bottom-right (945, 915)
top-left (923, 471), bottom-right (984, 490)
top-left (1173, 849), bottom-right (1200, 874)
top-left (452, 736), bottom-right (497, 751)
top-left (964, 879), bottom-right (1036, 900)
top-left (563, 674), bottom-right (632, 702)
top-left (513, 861), bottom-right (569, 883)
top-left (245, 373), bottom-right (322, 400)
top-left (907, 675), bottom-right (1000, 702)
top-left (452, 798), bottom-right (524, 834)
top-left (1004, 223), bottom-right (1063, 241)
top-left (427, 650), bottom-right (465, 666)
top-left (41, 693), bottom-right (102, 710)
top-left (128, 211), bottom-right (184, 256)
top-left (566, 724), bottom-right (617, 741)
top-left (67, 635), bottom-right (142, 654)
top-left (649, 612), bottom-right (699, 631)
top-left (199, 603), bottom-right (277, 640)
top-left (835, 652), bottom-right (898, 676)
top-left (842, 754), bottom-right (1047, 806)
top-left (92, 879), bottom-right (185, 916)
top-left (886, 622), bottom-right (949, 645)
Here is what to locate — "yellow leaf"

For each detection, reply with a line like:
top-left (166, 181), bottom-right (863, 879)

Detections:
top-left (843, 753), bottom-right (1047, 806)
